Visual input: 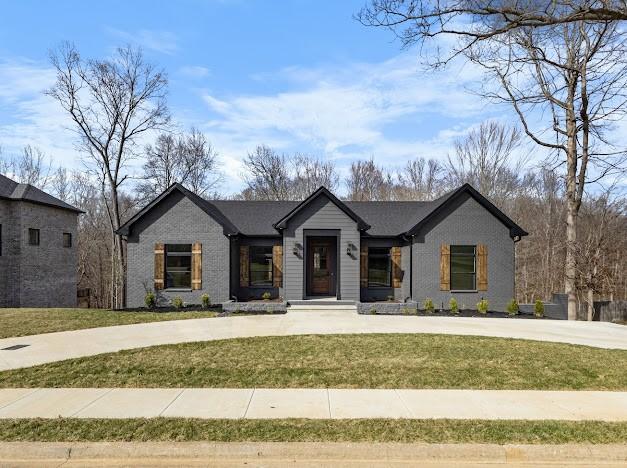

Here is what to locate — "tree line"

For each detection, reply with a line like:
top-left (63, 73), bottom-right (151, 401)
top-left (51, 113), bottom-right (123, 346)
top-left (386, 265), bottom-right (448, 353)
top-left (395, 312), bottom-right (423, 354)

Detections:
top-left (3, 119), bottom-right (625, 317)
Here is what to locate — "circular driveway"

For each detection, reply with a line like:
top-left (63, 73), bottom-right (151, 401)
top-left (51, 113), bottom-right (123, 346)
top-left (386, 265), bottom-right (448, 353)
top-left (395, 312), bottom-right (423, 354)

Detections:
top-left (0, 311), bottom-right (626, 371)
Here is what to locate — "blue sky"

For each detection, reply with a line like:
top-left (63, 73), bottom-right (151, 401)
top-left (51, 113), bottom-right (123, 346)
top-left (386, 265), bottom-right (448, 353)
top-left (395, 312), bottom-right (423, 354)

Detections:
top-left (0, 0), bottom-right (523, 195)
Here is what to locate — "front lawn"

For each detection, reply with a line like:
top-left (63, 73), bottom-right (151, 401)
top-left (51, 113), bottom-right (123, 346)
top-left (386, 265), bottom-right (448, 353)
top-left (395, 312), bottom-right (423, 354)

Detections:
top-left (1, 334), bottom-right (625, 390)
top-left (0, 419), bottom-right (626, 444)
top-left (0, 308), bottom-right (218, 339)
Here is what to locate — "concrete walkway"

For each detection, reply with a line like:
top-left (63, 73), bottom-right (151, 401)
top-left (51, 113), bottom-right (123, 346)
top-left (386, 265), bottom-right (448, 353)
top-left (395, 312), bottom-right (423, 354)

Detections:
top-left (2, 442), bottom-right (627, 467)
top-left (0, 388), bottom-right (626, 421)
top-left (1, 311), bottom-right (626, 371)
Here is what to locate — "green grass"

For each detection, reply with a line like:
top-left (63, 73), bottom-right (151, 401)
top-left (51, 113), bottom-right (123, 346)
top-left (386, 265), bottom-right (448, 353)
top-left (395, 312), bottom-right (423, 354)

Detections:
top-left (0, 419), bottom-right (626, 444)
top-left (0, 308), bottom-right (219, 338)
top-left (1, 334), bottom-right (625, 390)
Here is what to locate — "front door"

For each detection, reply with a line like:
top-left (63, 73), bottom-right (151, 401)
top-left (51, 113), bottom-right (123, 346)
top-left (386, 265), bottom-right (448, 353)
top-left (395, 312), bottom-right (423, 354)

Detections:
top-left (307, 238), bottom-right (336, 296)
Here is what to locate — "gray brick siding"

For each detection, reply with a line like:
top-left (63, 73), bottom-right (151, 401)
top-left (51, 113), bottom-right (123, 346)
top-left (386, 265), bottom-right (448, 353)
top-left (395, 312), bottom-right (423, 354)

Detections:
top-left (126, 191), bottom-right (230, 307)
top-left (411, 193), bottom-right (515, 311)
top-left (0, 199), bottom-right (78, 308)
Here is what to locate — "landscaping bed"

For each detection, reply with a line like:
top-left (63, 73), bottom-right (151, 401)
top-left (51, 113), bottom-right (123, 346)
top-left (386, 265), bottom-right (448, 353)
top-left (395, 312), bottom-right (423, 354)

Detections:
top-left (1, 334), bottom-right (624, 390)
top-left (357, 302), bottom-right (547, 318)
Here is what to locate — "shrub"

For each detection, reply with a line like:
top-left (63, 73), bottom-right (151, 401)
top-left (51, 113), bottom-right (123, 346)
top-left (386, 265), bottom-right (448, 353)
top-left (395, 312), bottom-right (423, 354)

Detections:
top-left (201, 293), bottom-right (211, 309)
top-left (262, 291), bottom-right (272, 301)
top-left (144, 291), bottom-right (156, 309)
top-left (534, 299), bottom-right (545, 318)
top-left (477, 299), bottom-right (489, 314)
top-left (423, 297), bottom-right (435, 314)
top-left (387, 295), bottom-right (395, 301)
top-left (506, 299), bottom-right (519, 316)
top-left (449, 297), bottom-right (459, 314)
top-left (172, 296), bottom-right (184, 309)
top-left (369, 308), bottom-right (377, 315)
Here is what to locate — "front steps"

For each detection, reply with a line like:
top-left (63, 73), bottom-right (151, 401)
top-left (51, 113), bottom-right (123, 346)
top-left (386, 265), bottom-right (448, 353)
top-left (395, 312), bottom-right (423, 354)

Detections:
top-left (288, 301), bottom-right (357, 312)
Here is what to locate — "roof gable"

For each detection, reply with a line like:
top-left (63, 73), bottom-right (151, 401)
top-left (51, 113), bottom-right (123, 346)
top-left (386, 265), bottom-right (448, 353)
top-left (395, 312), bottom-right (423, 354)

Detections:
top-left (273, 186), bottom-right (371, 231)
top-left (404, 183), bottom-right (528, 238)
top-left (117, 183), bottom-right (238, 236)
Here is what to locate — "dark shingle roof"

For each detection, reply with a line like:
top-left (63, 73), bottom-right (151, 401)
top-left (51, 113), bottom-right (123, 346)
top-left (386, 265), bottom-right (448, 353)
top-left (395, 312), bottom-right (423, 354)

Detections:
top-left (0, 173), bottom-right (82, 213)
top-left (117, 183), bottom-right (527, 238)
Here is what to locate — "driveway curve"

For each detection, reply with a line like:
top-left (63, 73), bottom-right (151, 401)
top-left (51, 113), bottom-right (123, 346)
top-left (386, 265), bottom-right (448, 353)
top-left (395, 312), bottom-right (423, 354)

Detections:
top-left (0, 311), bottom-right (626, 371)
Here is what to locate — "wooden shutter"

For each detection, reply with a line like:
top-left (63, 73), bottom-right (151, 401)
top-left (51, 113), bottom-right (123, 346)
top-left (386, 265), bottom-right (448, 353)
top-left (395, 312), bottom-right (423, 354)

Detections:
top-left (239, 245), bottom-right (249, 287)
top-left (360, 245), bottom-right (368, 287)
top-left (191, 242), bottom-right (202, 290)
top-left (440, 244), bottom-right (450, 291)
top-left (273, 245), bottom-right (283, 288)
top-left (477, 244), bottom-right (488, 291)
top-left (391, 246), bottom-right (402, 288)
top-left (154, 243), bottom-right (165, 290)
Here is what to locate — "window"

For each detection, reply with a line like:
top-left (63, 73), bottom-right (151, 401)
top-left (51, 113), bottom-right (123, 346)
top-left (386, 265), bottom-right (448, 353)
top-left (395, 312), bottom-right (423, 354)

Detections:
top-left (63, 233), bottom-right (72, 248)
top-left (450, 245), bottom-right (476, 290)
top-left (165, 244), bottom-right (192, 289)
top-left (250, 246), bottom-right (273, 286)
top-left (368, 247), bottom-right (391, 287)
top-left (28, 228), bottom-right (40, 246)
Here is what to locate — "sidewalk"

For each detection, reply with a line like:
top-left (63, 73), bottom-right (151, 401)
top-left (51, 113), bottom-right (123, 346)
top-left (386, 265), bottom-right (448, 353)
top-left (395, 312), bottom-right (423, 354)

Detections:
top-left (1, 312), bottom-right (626, 371)
top-left (1, 388), bottom-right (626, 421)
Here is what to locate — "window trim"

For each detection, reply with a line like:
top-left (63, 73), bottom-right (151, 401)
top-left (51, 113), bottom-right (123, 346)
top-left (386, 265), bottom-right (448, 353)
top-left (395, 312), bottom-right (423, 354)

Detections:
top-left (450, 245), bottom-right (476, 291)
top-left (367, 246), bottom-right (392, 288)
top-left (164, 244), bottom-right (192, 290)
top-left (248, 245), bottom-right (274, 288)
top-left (63, 232), bottom-right (72, 248)
top-left (28, 228), bottom-right (40, 246)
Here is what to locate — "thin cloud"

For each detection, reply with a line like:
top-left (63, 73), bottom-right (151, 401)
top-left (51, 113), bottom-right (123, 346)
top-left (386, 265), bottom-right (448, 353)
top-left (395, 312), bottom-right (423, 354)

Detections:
top-left (106, 28), bottom-right (179, 55)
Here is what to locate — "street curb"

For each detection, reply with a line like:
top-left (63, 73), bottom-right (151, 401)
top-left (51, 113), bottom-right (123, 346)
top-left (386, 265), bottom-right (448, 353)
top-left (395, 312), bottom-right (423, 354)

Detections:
top-left (0, 442), bottom-right (626, 464)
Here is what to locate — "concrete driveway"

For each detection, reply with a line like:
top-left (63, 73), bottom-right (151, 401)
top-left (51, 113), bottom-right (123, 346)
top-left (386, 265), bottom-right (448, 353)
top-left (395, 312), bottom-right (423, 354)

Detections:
top-left (0, 311), bottom-right (626, 371)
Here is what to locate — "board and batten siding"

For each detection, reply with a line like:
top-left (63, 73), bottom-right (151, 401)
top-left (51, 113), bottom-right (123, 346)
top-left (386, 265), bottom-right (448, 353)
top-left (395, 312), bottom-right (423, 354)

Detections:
top-left (411, 193), bottom-right (515, 311)
top-left (126, 190), bottom-right (230, 307)
top-left (282, 195), bottom-right (360, 301)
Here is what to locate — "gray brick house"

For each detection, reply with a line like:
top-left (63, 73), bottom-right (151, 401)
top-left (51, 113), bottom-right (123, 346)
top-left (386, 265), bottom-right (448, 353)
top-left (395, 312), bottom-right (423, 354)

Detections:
top-left (119, 183), bottom-right (527, 310)
top-left (0, 174), bottom-right (82, 308)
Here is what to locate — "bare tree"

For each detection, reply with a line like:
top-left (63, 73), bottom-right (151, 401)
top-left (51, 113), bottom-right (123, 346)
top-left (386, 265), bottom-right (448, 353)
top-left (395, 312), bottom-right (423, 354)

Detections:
top-left (291, 153), bottom-right (339, 199)
top-left (445, 121), bottom-right (527, 205)
top-left (240, 145), bottom-right (291, 200)
top-left (47, 43), bottom-right (170, 308)
top-left (357, 0), bottom-right (627, 65)
top-left (475, 22), bottom-right (627, 319)
top-left (137, 128), bottom-right (220, 201)
top-left (576, 190), bottom-right (626, 320)
top-left (181, 128), bottom-right (221, 196)
top-left (395, 157), bottom-right (442, 200)
top-left (346, 159), bottom-right (394, 201)
top-left (0, 145), bottom-right (53, 189)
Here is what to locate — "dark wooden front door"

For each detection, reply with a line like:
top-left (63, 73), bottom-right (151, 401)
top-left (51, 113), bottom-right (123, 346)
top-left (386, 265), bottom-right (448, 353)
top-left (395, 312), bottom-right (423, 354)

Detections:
top-left (307, 238), bottom-right (336, 296)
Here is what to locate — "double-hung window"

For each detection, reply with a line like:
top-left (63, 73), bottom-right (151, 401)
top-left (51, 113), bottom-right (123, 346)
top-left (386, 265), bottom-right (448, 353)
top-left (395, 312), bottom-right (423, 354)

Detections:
top-left (249, 246), bottom-right (273, 286)
top-left (368, 247), bottom-right (392, 288)
top-left (165, 244), bottom-right (192, 288)
top-left (450, 245), bottom-right (476, 290)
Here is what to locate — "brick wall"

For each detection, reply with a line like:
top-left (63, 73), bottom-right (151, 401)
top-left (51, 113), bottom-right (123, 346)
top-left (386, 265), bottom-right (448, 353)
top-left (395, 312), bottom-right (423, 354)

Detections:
top-left (0, 199), bottom-right (78, 308)
top-left (126, 191), bottom-right (230, 307)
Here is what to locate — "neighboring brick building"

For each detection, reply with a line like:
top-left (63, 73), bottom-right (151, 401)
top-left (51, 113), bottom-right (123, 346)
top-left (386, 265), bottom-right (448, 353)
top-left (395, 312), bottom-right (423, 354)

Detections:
top-left (119, 183), bottom-right (528, 311)
top-left (0, 174), bottom-right (82, 308)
